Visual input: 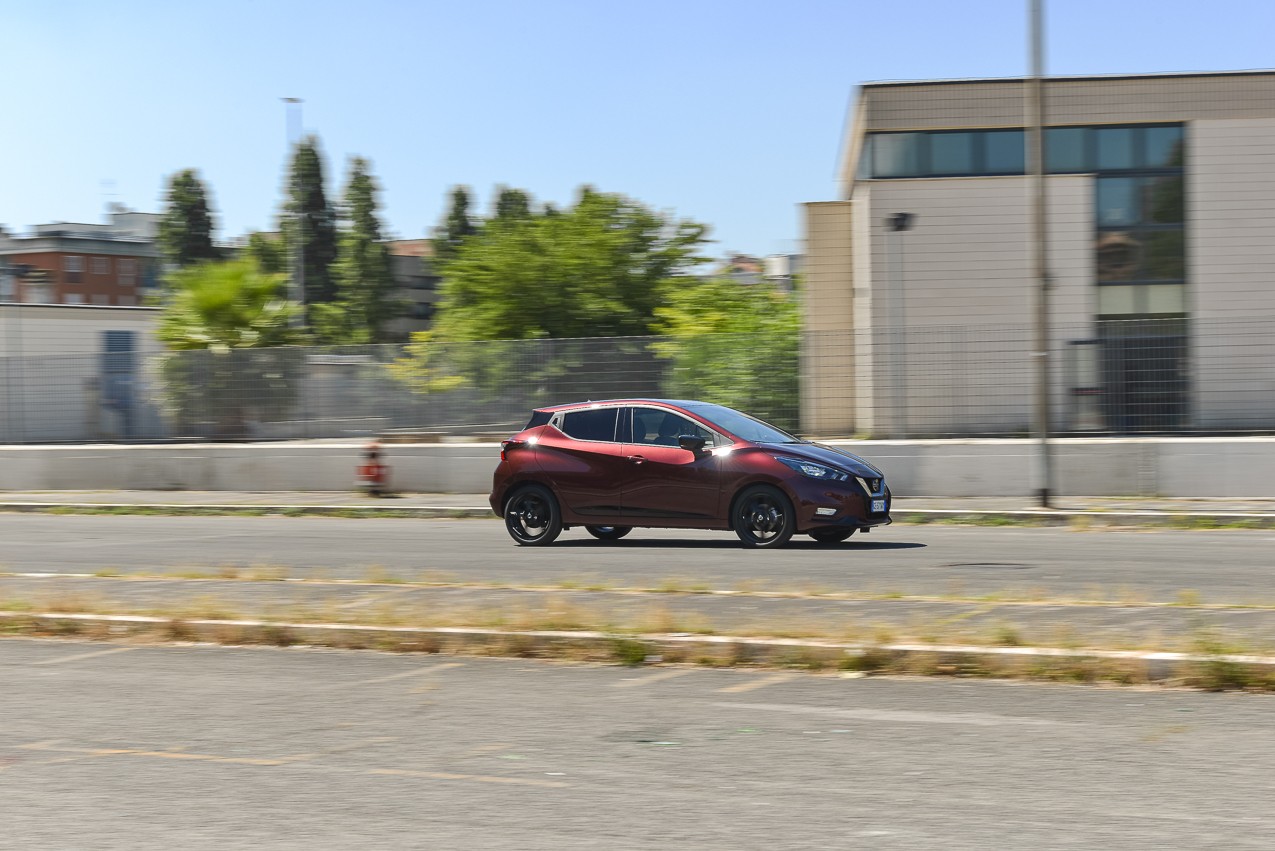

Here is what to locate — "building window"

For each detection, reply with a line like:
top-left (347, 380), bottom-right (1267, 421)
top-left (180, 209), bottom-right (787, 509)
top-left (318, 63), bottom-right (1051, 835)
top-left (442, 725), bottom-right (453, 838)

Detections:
top-left (1095, 127), bottom-right (1137, 170)
top-left (63, 293), bottom-right (83, 305)
top-left (1045, 127), bottom-right (1090, 172)
top-left (928, 132), bottom-right (976, 175)
top-left (92, 257), bottom-right (110, 275)
top-left (119, 258), bottom-right (137, 287)
top-left (64, 255), bottom-right (83, 283)
top-left (872, 132), bottom-right (924, 178)
top-left (92, 294), bottom-right (110, 305)
top-left (982, 130), bottom-right (1025, 174)
top-left (118, 295), bottom-right (136, 306)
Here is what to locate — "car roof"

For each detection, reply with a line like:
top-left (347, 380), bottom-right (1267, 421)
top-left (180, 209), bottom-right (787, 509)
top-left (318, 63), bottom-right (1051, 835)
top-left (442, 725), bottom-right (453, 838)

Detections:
top-left (534, 399), bottom-right (709, 413)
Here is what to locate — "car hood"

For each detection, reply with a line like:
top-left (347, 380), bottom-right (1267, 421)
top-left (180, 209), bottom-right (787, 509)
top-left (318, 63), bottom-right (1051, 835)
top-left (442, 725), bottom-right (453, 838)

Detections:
top-left (760, 443), bottom-right (884, 478)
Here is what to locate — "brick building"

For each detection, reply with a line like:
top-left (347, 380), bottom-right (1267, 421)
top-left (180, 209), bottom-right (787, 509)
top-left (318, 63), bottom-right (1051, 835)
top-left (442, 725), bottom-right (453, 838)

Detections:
top-left (0, 209), bottom-right (161, 307)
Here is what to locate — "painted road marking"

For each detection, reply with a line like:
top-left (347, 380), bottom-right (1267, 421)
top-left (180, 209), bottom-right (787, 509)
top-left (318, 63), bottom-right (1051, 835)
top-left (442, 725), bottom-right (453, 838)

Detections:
top-left (347, 662), bottom-right (465, 686)
top-left (613, 669), bottom-right (695, 688)
top-left (716, 673), bottom-right (798, 694)
top-left (33, 646), bottom-right (135, 666)
top-left (368, 768), bottom-right (567, 789)
top-left (714, 702), bottom-right (1069, 728)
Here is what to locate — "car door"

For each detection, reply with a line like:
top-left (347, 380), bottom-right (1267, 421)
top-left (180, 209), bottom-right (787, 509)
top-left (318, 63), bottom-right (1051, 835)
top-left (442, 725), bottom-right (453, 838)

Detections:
top-left (618, 406), bottom-right (722, 525)
top-left (534, 406), bottom-right (628, 521)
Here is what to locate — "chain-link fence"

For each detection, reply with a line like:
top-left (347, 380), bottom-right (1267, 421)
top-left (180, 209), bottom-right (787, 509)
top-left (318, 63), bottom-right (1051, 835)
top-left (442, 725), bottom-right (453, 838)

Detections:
top-left (2, 318), bottom-right (1274, 444)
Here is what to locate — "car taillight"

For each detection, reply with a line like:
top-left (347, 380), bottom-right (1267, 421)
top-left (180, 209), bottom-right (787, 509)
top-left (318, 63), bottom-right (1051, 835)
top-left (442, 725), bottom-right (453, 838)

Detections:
top-left (501, 439), bottom-right (519, 461)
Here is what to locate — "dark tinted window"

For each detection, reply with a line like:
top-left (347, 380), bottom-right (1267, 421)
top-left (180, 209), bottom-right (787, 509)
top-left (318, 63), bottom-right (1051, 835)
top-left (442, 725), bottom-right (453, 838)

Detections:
top-left (983, 130), bottom-right (1025, 174)
top-left (1144, 231), bottom-right (1185, 280)
top-left (631, 408), bottom-right (713, 447)
top-left (1096, 127), bottom-right (1136, 170)
top-left (929, 132), bottom-right (975, 175)
top-left (1097, 177), bottom-right (1141, 226)
top-left (524, 410), bottom-right (551, 429)
top-left (560, 408), bottom-right (619, 442)
top-left (682, 404), bottom-right (800, 444)
top-left (1046, 127), bottom-right (1089, 173)
top-left (1096, 232), bottom-right (1143, 282)
top-left (1144, 175), bottom-right (1184, 224)
top-left (873, 133), bottom-right (923, 177)
top-left (1145, 126), bottom-right (1185, 168)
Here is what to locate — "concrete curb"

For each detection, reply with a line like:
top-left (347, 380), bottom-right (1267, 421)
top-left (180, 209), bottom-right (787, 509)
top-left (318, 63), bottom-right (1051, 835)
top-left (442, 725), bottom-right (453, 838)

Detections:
top-left (5, 610), bottom-right (1273, 685)
top-left (4, 502), bottom-right (1275, 527)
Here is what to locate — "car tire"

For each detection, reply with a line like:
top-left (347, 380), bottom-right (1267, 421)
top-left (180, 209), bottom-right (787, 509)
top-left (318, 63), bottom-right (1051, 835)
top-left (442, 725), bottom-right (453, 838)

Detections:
top-left (504, 484), bottom-right (563, 546)
top-left (809, 528), bottom-right (855, 544)
top-left (732, 485), bottom-right (796, 549)
top-left (585, 525), bottom-right (633, 541)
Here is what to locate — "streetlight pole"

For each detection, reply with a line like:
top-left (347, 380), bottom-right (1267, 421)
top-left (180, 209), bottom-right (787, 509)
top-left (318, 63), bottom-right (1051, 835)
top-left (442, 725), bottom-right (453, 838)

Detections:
top-left (887, 212), bottom-right (915, 439)
top-left (1028, 0), bottom-right (1053, 507)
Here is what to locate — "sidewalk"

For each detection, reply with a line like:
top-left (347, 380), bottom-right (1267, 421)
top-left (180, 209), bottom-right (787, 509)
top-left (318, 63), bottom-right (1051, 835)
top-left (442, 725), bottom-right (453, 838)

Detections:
top-left (3, 490), bottom-right (1275, 524)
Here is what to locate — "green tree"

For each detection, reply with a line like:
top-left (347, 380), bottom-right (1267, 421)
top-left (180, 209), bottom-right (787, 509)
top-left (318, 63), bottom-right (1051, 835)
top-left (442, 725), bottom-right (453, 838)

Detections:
top-left (155, 259), bottom-right (305, 436)
top-left (492, 185), bottom-right (532, 226)
top-left (431, 186), bottom-right (709, 342)
top-left (157, 169), bottom-right (220, 269)
top-left (432, 186), bottom-right (478, 263)
top-left (158, 258), bottom-right (301, 351)
top-left (312, 157), bottom-right (402, 344)
top-left (246, 232), bottom-right (287, 275)
top-left (284, 135), bottom-right (338, 305)
top-left (650, 277), bottom-right (801, 430)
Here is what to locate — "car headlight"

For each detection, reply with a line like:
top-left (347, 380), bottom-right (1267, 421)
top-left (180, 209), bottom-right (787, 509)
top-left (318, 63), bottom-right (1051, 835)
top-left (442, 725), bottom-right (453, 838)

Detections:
top-left (774, 456), bottom-right (849, 482)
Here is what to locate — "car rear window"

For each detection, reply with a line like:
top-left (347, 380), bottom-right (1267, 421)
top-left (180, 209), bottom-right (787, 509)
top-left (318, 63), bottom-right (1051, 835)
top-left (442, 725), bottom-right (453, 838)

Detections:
top-left (559, 408), bottom-right (619, 442)
top-left (524, 410), bottom-right (552, 429)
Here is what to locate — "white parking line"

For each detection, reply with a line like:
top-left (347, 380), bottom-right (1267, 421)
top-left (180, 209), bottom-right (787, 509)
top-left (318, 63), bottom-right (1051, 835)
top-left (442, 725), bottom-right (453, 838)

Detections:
top-left (716, 673), bottom-right (798, 694)
top-left (346, 662), bottom-right (465, 687)
top-left (34, 647), bottom-right (135, 666)
top-left (612, 668), bottom-right (695, 688)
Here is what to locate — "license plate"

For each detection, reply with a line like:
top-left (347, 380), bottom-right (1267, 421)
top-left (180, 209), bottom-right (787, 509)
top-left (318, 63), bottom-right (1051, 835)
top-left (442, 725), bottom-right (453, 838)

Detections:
top-left (871, 499), bottom-right (887, 513)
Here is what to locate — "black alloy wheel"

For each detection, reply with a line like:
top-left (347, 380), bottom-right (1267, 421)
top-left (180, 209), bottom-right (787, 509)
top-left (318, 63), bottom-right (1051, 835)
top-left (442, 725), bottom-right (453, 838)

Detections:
top-left (733, 485), bottom-right (796, 549)
top-left (809, 527), bottom-right (856, 544)
top-left (504, 484), bottom-right (563, 546)
top-left (585, 525), bottom-right (633, 541)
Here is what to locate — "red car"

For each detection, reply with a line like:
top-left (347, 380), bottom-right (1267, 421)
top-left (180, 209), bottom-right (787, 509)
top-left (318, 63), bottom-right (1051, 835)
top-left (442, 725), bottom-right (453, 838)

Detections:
top-left (489, 399), bottom-right (891, 548)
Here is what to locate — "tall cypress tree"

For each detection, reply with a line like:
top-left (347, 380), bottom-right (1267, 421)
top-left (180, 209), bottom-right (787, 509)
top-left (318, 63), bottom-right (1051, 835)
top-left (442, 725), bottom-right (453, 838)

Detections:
top-left (284, 136), bottom-right (338, 304)
top-left (157, 169), bottom-right (219, 268)
top-left (325, 157), bottom-right (400, 343)
top-left (492, 185), bottom-right (532, 225)
top-left (432, 186), bottom-right (477, 263)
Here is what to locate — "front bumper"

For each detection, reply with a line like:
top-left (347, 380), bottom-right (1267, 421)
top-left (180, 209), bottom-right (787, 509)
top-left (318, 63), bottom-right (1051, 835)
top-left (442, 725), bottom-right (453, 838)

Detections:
top-left (787, 478), bottom-right (892, 532)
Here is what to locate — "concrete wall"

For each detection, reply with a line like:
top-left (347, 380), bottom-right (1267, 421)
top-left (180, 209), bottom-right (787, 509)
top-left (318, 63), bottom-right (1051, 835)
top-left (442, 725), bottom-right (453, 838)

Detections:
top-left (1189, 118), bottom-right (1275, 429)
top-left (4, 438), bottom-right (1275, 498)
top-left (801, 202), bottom-right (856, 435)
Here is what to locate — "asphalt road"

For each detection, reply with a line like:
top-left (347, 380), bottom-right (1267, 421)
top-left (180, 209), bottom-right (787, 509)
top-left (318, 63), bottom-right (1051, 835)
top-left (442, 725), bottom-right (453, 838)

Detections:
top-left (4, 638), bottom-right (1275, 850)
top-left (3, 515), bottom-right (1275, 603)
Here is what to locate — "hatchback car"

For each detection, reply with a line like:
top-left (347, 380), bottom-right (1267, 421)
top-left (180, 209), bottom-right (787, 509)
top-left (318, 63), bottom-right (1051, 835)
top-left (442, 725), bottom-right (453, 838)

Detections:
top-left (489, 399), bottom-right (891, 548)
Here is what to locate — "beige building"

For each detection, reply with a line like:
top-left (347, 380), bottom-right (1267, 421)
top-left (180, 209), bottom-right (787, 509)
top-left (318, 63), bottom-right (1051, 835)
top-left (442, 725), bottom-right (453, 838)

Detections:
top-left (804, 71), bottom-right (1275, 437)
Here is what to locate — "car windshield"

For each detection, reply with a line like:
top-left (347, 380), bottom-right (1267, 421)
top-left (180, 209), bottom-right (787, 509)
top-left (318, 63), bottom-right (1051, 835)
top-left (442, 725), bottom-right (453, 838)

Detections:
top-left (682, 404), bottom-right (803, 444)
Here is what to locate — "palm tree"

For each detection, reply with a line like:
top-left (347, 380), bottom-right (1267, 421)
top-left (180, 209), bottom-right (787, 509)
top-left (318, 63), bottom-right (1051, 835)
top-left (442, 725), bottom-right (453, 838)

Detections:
top-left (156, 260), bottom-right (305, 437)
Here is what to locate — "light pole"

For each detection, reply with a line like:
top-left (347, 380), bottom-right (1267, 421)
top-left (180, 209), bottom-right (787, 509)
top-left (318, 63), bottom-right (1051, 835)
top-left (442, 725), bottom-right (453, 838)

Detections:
top-left (1027, 0), bottom-right (1053, 507)
top-left (281, 98), bottom-right (305, 326)
top-left (887, 212), bottom-right (915, 439)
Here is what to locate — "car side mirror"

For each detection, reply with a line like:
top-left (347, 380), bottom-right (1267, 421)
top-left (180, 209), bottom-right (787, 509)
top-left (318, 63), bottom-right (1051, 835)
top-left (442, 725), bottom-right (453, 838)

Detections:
top-left (678, 435), bottom-right (707, 454)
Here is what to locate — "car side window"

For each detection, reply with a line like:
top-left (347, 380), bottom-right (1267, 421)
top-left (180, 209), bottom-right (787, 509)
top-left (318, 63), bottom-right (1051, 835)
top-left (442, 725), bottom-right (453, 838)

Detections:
top-left (630, 408), bottom-right (713, 447)
top-left (559, 407), bottom-right (620, 442)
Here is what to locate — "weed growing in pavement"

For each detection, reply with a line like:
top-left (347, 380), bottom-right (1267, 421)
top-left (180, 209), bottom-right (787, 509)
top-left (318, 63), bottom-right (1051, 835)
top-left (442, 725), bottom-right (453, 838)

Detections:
top-left (610, 637), bottom-right (650, 667)
top-left (991, 623), bottom-right (1025, 647)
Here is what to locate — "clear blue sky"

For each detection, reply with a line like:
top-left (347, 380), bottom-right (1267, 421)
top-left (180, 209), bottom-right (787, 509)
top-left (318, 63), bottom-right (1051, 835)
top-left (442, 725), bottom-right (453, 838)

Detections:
top-left (3, 0), bottom-right (1272, 258)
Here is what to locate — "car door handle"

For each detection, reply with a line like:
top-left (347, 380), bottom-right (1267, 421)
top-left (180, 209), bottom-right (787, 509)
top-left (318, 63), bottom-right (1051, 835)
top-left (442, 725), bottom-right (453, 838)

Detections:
top-left (626, 455), bottom-right (646, 465)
